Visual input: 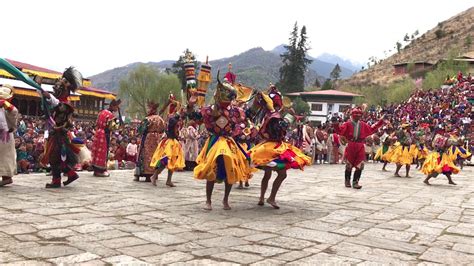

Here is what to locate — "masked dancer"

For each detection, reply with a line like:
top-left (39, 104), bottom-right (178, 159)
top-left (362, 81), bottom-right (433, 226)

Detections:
top-left (248, 85), bottom-right (311, 209)
top-left (41, 67), bottom-right (84, 188)
top-left (134, 102), bottom-right (165, 181)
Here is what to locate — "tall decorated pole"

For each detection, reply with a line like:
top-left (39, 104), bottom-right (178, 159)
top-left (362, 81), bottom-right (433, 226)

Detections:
top-left (183, 50), bottom-right (197, 105)
top-left (196, 56), bottom-right (211, 107)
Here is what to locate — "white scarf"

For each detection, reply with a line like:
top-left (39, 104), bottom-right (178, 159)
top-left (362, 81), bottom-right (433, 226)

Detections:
top-left (0, 108), bottom-right (10, 143)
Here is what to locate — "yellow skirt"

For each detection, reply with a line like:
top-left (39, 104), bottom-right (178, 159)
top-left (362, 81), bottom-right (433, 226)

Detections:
top-left (150, 138), bottom-right (185, 171)
top-left (239, 142), bottom-right (258, 176)
top-left (417, 146), bottom-right (429, 160)
top-left (374, 145), bottom-right (393, 161)
top-left (249, 141), bottom-right (311, 170)
top-left (390, 143), bottom-right (416, 165)
top-left (194, 136), bottom-right (250, 184)
top-left (409, 144), bottom-right (418, 159)
top-left (421, 151), bottom-right (460, 175)
top-left (448, 146), bottom-right (472, 160)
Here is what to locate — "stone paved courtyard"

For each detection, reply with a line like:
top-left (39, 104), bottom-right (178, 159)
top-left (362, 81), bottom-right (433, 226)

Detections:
top-left (1, 163), bottom-right (473, 265)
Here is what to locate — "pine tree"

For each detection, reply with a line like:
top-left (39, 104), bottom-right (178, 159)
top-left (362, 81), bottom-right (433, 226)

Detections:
top-left (313, 78), bottom-right (321, 88)
top-left (330, 64), bottom-right (341, 81)
top-left (278, 22), bottom-right (312, 93)
top-left (395, 42), bottom-right (402, 53)
top-left (321, 79), bottom-right (333, 90)
top-left (278, 23), bottom-right (299, 92)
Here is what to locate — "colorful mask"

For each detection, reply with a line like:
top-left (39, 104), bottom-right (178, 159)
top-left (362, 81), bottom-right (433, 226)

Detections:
top-left (214, 74), bottom-right (236, 108)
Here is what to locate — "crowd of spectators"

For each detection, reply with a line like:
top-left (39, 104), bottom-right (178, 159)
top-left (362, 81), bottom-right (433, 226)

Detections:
top-left (12, 72), bottom-right (473, 172)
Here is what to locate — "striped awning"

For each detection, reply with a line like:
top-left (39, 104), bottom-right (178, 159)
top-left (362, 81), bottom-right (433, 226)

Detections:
top-left (77, 88), bottom-right (116, 100)
top-left (1, 65), bottom-right (92, 87)
top-left (0, 69), bottom-right (14, 78)
top-left (0, 77), bottom-right (54, 92)
top-left (12, 87), bottom-right (80, 101)
top-left (22, 69), bottom-right (62, 80)
top-left (12, 87), bottom-right (40, 97)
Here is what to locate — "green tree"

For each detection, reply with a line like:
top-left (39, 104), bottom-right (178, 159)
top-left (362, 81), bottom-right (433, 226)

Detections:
top-left (119, 65), bottom-right (181, 118)
top-left (423, 55), bottom-right (469, 90)
top-left (342, 85), bottom-right (387, 106)
top-left (386, 78), bottom-right (414, 103)
top-left (423, 49), bottom-right (469, 89)
top-left (278, 22), bottom-right (312, 93)
top-left (403, 33), bottom-right (409, 42)
top-left (321, 79), bottom-right (333, 90)
top-left (435, 29), bottom-right (446, 39)
top-left (465, 35), bottom-right (472, 48)
top-left (396, 42), bottom-right (402, 53)
top-left (292, 97), bottom-right (310, 115)
top-left (171, 49), bottom-right (199, 90)
top-left (330, 64), bottom-right (341, 81)
top-left (313, 78), bottom-right (321, 88)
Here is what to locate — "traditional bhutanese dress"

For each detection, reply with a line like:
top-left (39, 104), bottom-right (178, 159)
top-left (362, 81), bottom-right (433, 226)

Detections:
top-left (135, 114), bottom-right (165, 177)
top-left (421, 148), bottom-right (460, 175)
top-left (184, 125), bottom-right (200, 162)
top-left (0, 102), bottom-right (18, 177)
top-left (448, 145), bottom-right (472, 161)
top-left (249, 114), bottom-right (311, 171)
top-left (416, 144), bottom-right (429, 160)
top-left (374, 144), bottom-right (395, 162)
top-left (390, 142), bottom-right (418, 165)
top-left (91, 109), bottom-right (116, 171)
top-left (333, 119), bottom-right (383, 168)
top-left (194, 105), bottom-right (250, 184)
top-left (41, 103), bottom-right (81, 169)
top-left (149, 137), bottom-right (185, 171)
top-left (238, 139), bottom-right (258, 176)
top-left (249, 141), bottom-right (311, 170)
top-left (389, 129), bottom-right (417, 165)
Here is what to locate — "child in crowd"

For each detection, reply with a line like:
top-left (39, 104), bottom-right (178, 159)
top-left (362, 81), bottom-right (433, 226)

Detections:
top-left (126, 138), bottom-right (138, 163)
top-left (16, 143), bottom-right (30, 174)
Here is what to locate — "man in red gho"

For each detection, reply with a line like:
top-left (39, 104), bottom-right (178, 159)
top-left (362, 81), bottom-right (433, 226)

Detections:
top-left (224, 63), bottom-right (236, 84)
top-left (91, 99), bottom-right (121, 177)
top-left (332, 107), bottom-right (385, 189)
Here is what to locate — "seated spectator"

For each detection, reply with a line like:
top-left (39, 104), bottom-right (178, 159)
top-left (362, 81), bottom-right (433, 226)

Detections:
top-left (16, 143), bottom-right (30, 174)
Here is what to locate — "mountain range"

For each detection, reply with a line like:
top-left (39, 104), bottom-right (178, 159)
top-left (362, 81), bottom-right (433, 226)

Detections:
top-left (89, 46), bottom-right (361, 93)
top-left (270, 45), bottom-right (361, 77)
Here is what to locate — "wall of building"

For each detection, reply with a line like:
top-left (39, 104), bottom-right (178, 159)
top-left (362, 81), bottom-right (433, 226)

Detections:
top-left (305, 100), bottom-right (354, 125)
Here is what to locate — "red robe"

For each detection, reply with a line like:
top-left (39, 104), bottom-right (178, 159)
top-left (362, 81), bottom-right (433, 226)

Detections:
top-left (224, 71), bottom-right (236, 84)
top-left (334, 119), bottom-right (383, 168)
top-left (91, 110), bottom-right (115, 171)
top-left (114, 146), bottom-right (126, 162)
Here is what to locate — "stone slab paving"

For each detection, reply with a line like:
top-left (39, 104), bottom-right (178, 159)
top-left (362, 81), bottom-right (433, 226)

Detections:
top-left (0, 163), bottom-right (473, 265)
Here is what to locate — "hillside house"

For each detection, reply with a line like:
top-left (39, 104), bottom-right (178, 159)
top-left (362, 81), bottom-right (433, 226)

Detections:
top-left (287, 90), bottom-right (361, 125)
top-left (393, 61), bottom-right (434, 76)
top-left (453, 52), bottom-right (474, 73)
top-left (0, 59), bottom-right (116, 120)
